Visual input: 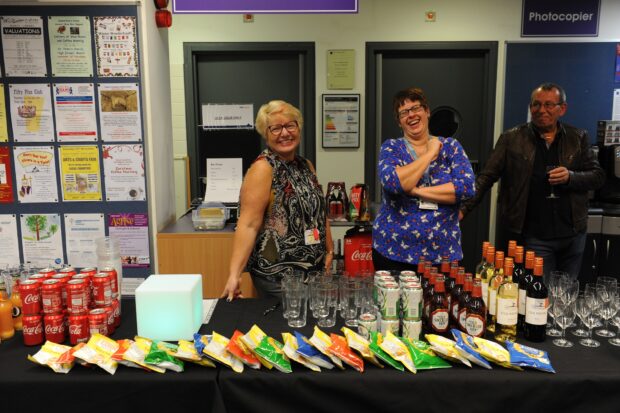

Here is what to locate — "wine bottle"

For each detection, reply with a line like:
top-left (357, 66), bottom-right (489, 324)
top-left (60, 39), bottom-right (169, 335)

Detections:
top-left (450, 267), bottom-right (465, 329)
top-left (423, 267), bottom-right (438, 332)
top-left (517, 250), bottom-right (536, 332)
top-left (474, 241), bottom-right (490, 280)
top-left (465, 277), bottom-right (486, 337)
top-left (507, 240), bottom-right (517, 260)
top-left (480, 245), bottom-right (496, 309)
top-left (495, 257), bottom-right (518, 343)
top-left (458, 273), bottom-right (473, 332)
top-left (430, 275), bottom-right (450, 336)
top-left (512, 246), bottom-right (525, 286)
top-left (524, 257), bottom-right (548, 342)
top-left (486, 250), bottom-right (504, 333)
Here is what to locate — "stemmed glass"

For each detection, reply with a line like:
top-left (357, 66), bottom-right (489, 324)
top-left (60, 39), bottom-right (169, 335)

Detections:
top-left (572, 291), bottom-right (590, 337)
top-left (608, 295), bottom-right (620, 346)
top-left (552, 300), bottom-right (576, 347)
top-left (595, 277), bottom-right (618, 337)
top-left (546, 271), bottom-right (567, 337)
top-left (546, 165), bottom-right (560, 199)
top-left (579, 284), bottom-right (601, 347)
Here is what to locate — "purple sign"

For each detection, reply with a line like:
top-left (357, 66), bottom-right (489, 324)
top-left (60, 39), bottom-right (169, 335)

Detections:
top-left (522, 0), bottom-right (600, 37)
top-left (172, 0), bottom-right (358, 14)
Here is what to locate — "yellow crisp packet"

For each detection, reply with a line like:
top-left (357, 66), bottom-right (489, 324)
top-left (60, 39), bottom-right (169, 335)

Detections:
top-left (379, 331), bottom-right (416, 373)
top-left (240, 325), bottom-right (274, 369)
top-left (472, 336), bottom-right (522, 371)
top-left (72, 333), bottom-right (119, 375)
top-left (341, 327), bottom-right (383, 368)
top-left (309, 326), bottom-right (344, 370)
top-left (281, 332), bottom-right (321, 372)
top-left (203, 332), bottom-right (244, 373)
top-left (28, 341), bottom-right (74, 374)
top-left (117, 339), bottom-right (166, 373)
top-left (176, 339), bottom-right (216, 368)
top-left (425, 334), bottom-right (472, 368)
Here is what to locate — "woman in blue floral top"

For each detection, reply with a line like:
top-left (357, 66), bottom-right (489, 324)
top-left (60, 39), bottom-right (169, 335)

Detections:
top-left (372, 87), bottom-right (475, 271)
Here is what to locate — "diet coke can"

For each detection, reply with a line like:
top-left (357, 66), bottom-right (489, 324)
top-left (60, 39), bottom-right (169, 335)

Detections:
top-left (92, 273), bottom-right (112, 306)
top-left (41, 279), bottom-right (63, 314)
top-left (68, 314), bottom-right (90, 345)
top-left (22, 314), bottom-right (44, 346)
top-left (100, 267), bottom-right (118, 299)
top-left (44, 313), bottom-right (66, 343)
top-left (88, 308), bottom-right (108, 336)
top-left (19, 279), bottom-right (41, 315)
top-left (66, 279), bottom-right (88, 315)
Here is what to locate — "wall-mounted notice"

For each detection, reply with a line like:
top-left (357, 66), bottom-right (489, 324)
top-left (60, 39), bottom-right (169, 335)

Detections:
top-left (98, 83), bottom-right (142, 141)
top-left (9, 83), bottom-right (54, 142)
top-left (94, 16), bottom-right (138, 77)
top-left (102, 144), bottom-right (146, 201)
top-left (20, 213), bottom-right (64, 267)
top-left (64, 213), bottom-right (105, 268)
top-left (108, 213), bottom-right (150, 268)
top-left (53, 83), bottom-right (98, 142)
top-left (0, 215), bottom-right (20, 268)
top-left (13, 146), bottom-right (58, 203)
top-left (172, 0), bottom-right (359, 13)
top-left (0, 85), bottom-right (8, 142)
top-left (49, 16), bottom-right (93, 77)
top-left (59, 145), bottom-right (102, 201)
top-left (0, 147), bottom-right (14, 203)
top-left (201, 103), bottom-right (253, 130)
top-left (521, 0), bottom-right (600, 37)
top-left (327, 50), bottom-right (355, 90)
top-left (322, 94), bottom-right (360, 148)
top-left (0, 16), bottom-right (47, 77)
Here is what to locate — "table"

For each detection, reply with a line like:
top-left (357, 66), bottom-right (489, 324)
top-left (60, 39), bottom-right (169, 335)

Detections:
top-left (2, 298), bottom-right (620, 413)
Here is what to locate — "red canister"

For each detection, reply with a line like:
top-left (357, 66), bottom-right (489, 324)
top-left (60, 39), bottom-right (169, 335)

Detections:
top-left (52, 273), bottom-right (71, 308)
top-left (92, 273), bottom-right (112, 306)
top-left (38, 267), bottom-right (57, 279)
top-left (72, 273), bottom-right (92, 308)
top-left (19, 279), bottom-right (41, 315)
top-left (41, 279), bottom-right (63, 314)
top-left (28, 273), bottom-right (46, 285)
top-left (59, 267), bottom-right (77, 278)
top-left (101, 305), bottom-right (115, 335)
top-left (111, 298), bottom-right (121, 328)
top-left (66, 279), bottom-right (88, 315)
top-left (88, 308), bottom-right (108, 336)
top-left (100, 267), bottom-right (118, 299)
top-left (44, 313), bottom-right (66, 343)
top-left (79, 267), bottom-right (97, 277)
top-left (68, 314), bottom-right (90, 345)
top-left (22, 314), bottom-right (44, 346)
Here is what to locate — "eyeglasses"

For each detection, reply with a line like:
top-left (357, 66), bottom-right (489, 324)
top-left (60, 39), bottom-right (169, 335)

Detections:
top-left (267, 121), bottom-right (299, 135)
top-left (530, 101), bottom-right (564, 111)
top-left (398, 104), bottom-right (425, 119)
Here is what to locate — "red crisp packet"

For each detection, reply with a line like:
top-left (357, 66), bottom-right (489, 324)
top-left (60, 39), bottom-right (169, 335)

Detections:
top-left (58, 342), bottom-right (89, 367)
top-left (226, 330), bottom-right (261, 369)
top-left (328, 333), bottom-right (364, 373)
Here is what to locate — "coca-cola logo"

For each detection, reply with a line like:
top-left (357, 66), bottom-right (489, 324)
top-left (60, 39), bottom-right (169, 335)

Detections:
top-left (69, 325), bottom-right (82, 334)
top-left (45, 324), bottom-right (64, 335)
top-left (23, 324), bottom-right (43, 335)
top-left (24, 294), bottom-right (40, 304)
top-left (350, 250), bottom-right (372, 261)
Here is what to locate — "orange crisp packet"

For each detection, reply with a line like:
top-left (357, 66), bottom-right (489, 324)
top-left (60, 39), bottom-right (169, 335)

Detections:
top-left (328, 333), bottom-right (364, 373)
top-left (227, 330), bottom-right (261, 369)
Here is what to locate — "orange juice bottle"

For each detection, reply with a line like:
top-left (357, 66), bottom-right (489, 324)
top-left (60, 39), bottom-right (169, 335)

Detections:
top-left (0, 278), bottom-right (15, 340)
top-left (10, 277), bottom-right (23, 331)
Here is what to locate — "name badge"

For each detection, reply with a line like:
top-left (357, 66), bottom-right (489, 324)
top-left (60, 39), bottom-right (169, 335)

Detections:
top-left (418, 200), bottom-right (438, 210)
top-left (304, 228), bottom-right (320, 245)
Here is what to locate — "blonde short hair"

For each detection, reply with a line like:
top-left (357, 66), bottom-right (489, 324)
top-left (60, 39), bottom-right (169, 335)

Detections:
top-left (255, 100), bottom-right (303, 139)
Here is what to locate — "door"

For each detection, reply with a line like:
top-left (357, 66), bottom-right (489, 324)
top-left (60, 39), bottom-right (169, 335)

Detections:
top-left (366, 42), bottom-right (498, 271)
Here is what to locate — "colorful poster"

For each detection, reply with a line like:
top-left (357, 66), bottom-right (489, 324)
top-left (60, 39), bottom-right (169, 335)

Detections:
top-left (0, 146), bottom-right (15, 203)
top-left (94, 16), bottom-right (139, 77)
top-left (48, 16), bottom-right (93, 77)
top-left (59, 145), bottom-right (102, 201)
top-left (64, 213), bottom-right (105, 268)
top-left (13, 146), bottom-right (58, 203)
top-left (0, 215), bottom-right (20, 268)
top-left (102, 144), bottom-right (146, 201)
top-left (108, 213), bottom-right (150, 268)
top-left (0, 85), bottom-right (8, 142)
top-left (0, 16), bottom-right (47, 77)
top-left (9, 84), bottom-right (54, 142)
top-left (20, 213), bottom-right (64, 267)
top-left (53, 83), bottom-right (98, 142)
top-left (98, 83), bottom-right (142, 141)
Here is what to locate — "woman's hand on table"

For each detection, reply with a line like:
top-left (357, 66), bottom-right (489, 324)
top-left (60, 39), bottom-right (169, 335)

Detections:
top-left (221, 275), bottom-right (244, 301)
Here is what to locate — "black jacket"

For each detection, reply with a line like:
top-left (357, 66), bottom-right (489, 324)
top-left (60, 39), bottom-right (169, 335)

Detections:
top-left (461, 122), bottom-right (605, 234)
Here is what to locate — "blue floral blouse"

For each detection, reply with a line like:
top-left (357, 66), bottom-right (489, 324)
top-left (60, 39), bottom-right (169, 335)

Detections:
top-left (372, 137), bottom-right (475, 264)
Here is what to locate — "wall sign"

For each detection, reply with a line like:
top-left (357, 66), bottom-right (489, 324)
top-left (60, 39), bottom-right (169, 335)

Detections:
top-left (322, 94), bottom-right (360, 148)
top-left (522, 0), bottom-right (600, 37)
top-left (173, 0), bottom-right (358, 14)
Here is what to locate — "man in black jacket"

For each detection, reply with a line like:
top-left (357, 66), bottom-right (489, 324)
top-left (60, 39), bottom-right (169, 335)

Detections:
top-left (460, 83), bottom-right (605, 280)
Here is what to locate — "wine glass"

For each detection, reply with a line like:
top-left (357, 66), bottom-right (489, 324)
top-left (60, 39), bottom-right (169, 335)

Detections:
top-left (561, 279), bottom-right (579, 327)
top-left (546, 165), bottom-right (559, 199)
top-left (595, 283), bottom-right (616, 337)
top-left (579, 284), bottom-right (601, 347)
top-left (608, 295), bottom-right (620, 346)
top-left (571, 292), bottom-right (590, 337)
top-left (546, 271), bottom-right (567, 337)
top-left (552, 300), bottom-right (575, 347)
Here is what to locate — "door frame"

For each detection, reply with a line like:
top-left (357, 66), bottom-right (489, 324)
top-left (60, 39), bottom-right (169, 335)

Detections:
top-left (183, 42), bottom-right (316, 201)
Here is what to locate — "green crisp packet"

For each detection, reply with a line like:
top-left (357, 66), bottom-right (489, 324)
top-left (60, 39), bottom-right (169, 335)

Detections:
top-left (401, 338), bottom-right (451, 370)
top-left (254, 336), bottom-right (292, 373)
top-left (368, 331), bottom-right (404, 372)
top-left (144, 342), bottom-right (184, 372)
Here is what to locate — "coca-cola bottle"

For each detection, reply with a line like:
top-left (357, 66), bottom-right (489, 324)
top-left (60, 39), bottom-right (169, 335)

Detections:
top-left (429, 275), bottom-right (450, 336)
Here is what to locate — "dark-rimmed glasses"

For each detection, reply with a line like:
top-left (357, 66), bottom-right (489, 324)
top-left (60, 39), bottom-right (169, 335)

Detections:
top-left (530, 101), bottom-right (564, 111)
top-left (398, 104), bottom-right (425, 119)
top-left (267, 121), bottom-right (299, 135)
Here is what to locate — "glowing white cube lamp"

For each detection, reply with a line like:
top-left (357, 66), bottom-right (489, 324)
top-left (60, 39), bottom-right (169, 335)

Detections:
top-left (135, 274), bottom-right (203, 341)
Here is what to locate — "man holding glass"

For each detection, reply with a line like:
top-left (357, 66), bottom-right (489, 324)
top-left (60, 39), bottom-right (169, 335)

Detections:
top-left (460, 83), bottom-right (605, 281)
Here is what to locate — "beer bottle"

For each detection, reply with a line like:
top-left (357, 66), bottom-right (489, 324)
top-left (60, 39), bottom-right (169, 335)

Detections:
top-left (465, 277), bottom-right (486, 337)
top-left (450, 267), bottom-right (465, 329)
top-left (495, 257), bottom-right (518, 343)
top-left (0, 277), bottom-right (15, 340)
top-left (430, 275), bottom-right (450, 336)
top-left (458, 273), bottom-right (473, 332)
top-left (518, 250), bottom-right (536, 332)
top-left (486, 250), bottom-right (504, 333)
top-left (524, 257), bottom-right (548, 342)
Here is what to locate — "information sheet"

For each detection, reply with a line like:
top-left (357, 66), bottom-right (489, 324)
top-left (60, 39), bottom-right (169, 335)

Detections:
top-left (0, 214), bottom-right (20, 268)
top-left (203, 158), bottom-right (242, 203)
top-left (94, 16), bottom-right (139, 77)
top-left (0, 85), bottom-right (8, 142)
top-left (53, 83), bottom-right (98, 142)
top-left (108, 213), bottom-right (150, 268)
top-left (98, 83), bottom-right (142, 141)
top-left (48, 16), bottom-right (93, 77)
top-left (20, 213), bottom-right (64, 267)
top-left (13, 146), bottom-right (59, 203)
top-left (64, 213), bottom-right (105, 268)
top-left (102, 144), bottom-right (146, 201)
top-left (9, 84), bottom-right (54, 142)
top-left (59, 145), bottom-right (102, 201)
top-left (322, 94), bottom-right (360, 148)
top-left (0, 16), bottom-right (47, 77)
top-left (0, 146), bottom-right (14, 203)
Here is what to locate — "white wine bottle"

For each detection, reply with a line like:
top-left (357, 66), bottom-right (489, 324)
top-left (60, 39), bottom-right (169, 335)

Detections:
top-left (495, 257), bottom-right (518, 343)
top-left (486, 250), bottom-right (504, 333)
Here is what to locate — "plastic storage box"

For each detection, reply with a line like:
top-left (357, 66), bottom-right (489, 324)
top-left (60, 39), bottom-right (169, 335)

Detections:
top-left (192, 201), bottom-right (227, 230)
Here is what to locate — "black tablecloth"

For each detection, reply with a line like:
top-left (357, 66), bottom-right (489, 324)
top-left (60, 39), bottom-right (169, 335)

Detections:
top-left (2, 298), bottom-right (620, 413)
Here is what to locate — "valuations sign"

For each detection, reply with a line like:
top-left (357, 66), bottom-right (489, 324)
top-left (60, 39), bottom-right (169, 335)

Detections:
top-left (172, 0), bottom-right (358, 14)
top-left (521, 0), bottom-right (600, 37)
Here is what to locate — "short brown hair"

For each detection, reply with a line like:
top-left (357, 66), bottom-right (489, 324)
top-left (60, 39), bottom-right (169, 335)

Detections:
top-left (392, 87), bottom-right (429, 119)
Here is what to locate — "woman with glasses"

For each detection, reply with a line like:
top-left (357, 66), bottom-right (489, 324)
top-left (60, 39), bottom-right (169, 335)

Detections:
top-left (372, 87), bottom-right (475, 270)
top-left (222, 100), bottom-right (333, 300)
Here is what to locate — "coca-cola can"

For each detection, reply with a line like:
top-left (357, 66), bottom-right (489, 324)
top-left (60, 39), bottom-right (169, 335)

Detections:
top-left (38, 267), bottom-right (57, 279)
top-left (101, 305), bottom-right (115, 335)
top-left (22, 314), bottom-right (44, 346)
top-left (92, 273), bottom-right (112, 306)
top-left (88, 308), bottom-right (108, 336)
top-left (52, 273), bottom-right (71, 308)
top-left (111, 298), bottom-right (121, 328)
top-left (19, 279), bottom-right (41, 315)
top-left (72, 273), bottom-right (92, 308)
top-left (79, 267), bottom-right (97, 277)
top-left (44, 313), bottom-right (66, 343)
top-left (68, 314), bottom-right (90, 345)
top-left (41, 279), bottom-right (63, 315)
top-left (28, 273), bottom-right (46, 285)
top-left (66, 279), bottom-right (88, 315)
top-left (100, 267), bottom-right (118, 299)
top-left (59, 266), bottom-right (77, 278)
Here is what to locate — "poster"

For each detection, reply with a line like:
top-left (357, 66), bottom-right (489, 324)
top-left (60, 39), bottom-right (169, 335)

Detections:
top-left (49, 16), bottom-right (93, 77)
top-left (0, 16), bottom-right (47, 77)
top-left (321, 94), bottom-right (360, 148)
top-left (0, 146), bottom-right (15, 203)
top-left (0, 85), bottom-right (8, 142)
top-left (94, 16), bottom-right (139, 77)
top-left (9, 83), bottom-right (54, 142)
top-left (0, 215), bottom-right (20, 268)
top-left (64, 213), bottom-right (105, 268)
top-left (98, 83), bottom-right (142, 141)
top-left (59, 145), bottom-right (102, 201)
top-left (20, 213), bottom-right (64, 267)
top-left (13, 146), bottom-right (59, 203)
top-left (109, 213), bottom-right (150, 268)
top-left (53, 83), bottom-right (98, 142)
top-left (102, 144), bottom-right (146, 201)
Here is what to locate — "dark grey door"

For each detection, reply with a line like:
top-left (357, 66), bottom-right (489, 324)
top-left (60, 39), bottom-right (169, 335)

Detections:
top-left (366, 42), bottom-right (498, 271)
top-left (184, 43), bottom-right (315, 201)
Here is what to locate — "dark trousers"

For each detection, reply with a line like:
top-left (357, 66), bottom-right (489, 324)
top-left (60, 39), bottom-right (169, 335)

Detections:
top-left (523, 232), bottom-right (587, 284)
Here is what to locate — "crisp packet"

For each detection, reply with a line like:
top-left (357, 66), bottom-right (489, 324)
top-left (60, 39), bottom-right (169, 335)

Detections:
top-left (111, 339), bottom-right (143, 370)
top-left (176, 339), bottom-right (216, 368)
top-left (194, 333), bottom-right (209, 355)
top-left (328, 333), bottom-right (364, 372)
top-left (254, 336), bottom-right (292, 373)
top-left (505, 341), bottom-right (555, 373)
top-left (227, 330), bottom-right (261, 369)
top-left (425, 334), bottom-right (472, 368)
top-left (309, 326), bottom-right (344, 369)
top-left (450, 329), bottom-right (492, 370)
top-left (57, 342), bottom-right (89, 367)
top-left (294, 331), bottom-right (334, 369)
top-left (281, 332), bottom-right (321, 372)
top-left (401, 338), bottom-right (451, 370)
top-left (28, 341), bottom-right (74, 374)
top-left (116, 338), bottom-right (166, 373)
top-left (378, 331), bottom-right (416, 373)
top-left (203, 332), bottom-right (244, 373)
top-left (472, 336), bottom-right (522, 371)
top-left (368, 331), bottom-right (404, 372)
top-left (341, 327), bottom-right (383, 368)
top-left (240, 325), bottom-right (274, 369)
top-left (72, 333), bottom-right (120, 375)
top-left (144, 341), bottom-right (185, 372)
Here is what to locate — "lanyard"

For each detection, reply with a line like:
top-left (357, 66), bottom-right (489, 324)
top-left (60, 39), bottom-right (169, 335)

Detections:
top-left (401, 137), bottom-right (432, 186)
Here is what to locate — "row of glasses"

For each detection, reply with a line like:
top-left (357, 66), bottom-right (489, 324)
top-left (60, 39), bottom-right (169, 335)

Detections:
top-left (595, 276), bottom-right (618, 338)
top-left (609, 295), bottom-right (620, 347)
top-left (551, 278), bottom-right (579, 347)
top-left (578, 283), bottom-right (603, 347)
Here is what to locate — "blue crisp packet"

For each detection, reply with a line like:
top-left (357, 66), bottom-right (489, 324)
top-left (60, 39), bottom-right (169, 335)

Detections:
top-left (450, 329), bottom-right (492, 370)
top-left (505, 341), bottom-right (556, 374)
top-left (193, 333), bottom-right (208, 354)
top-left (294, 331), bottom-right (335, 369)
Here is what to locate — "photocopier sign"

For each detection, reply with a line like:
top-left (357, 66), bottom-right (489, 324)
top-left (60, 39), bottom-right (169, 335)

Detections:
top-left (521, 0), bottom-right (600, 37)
